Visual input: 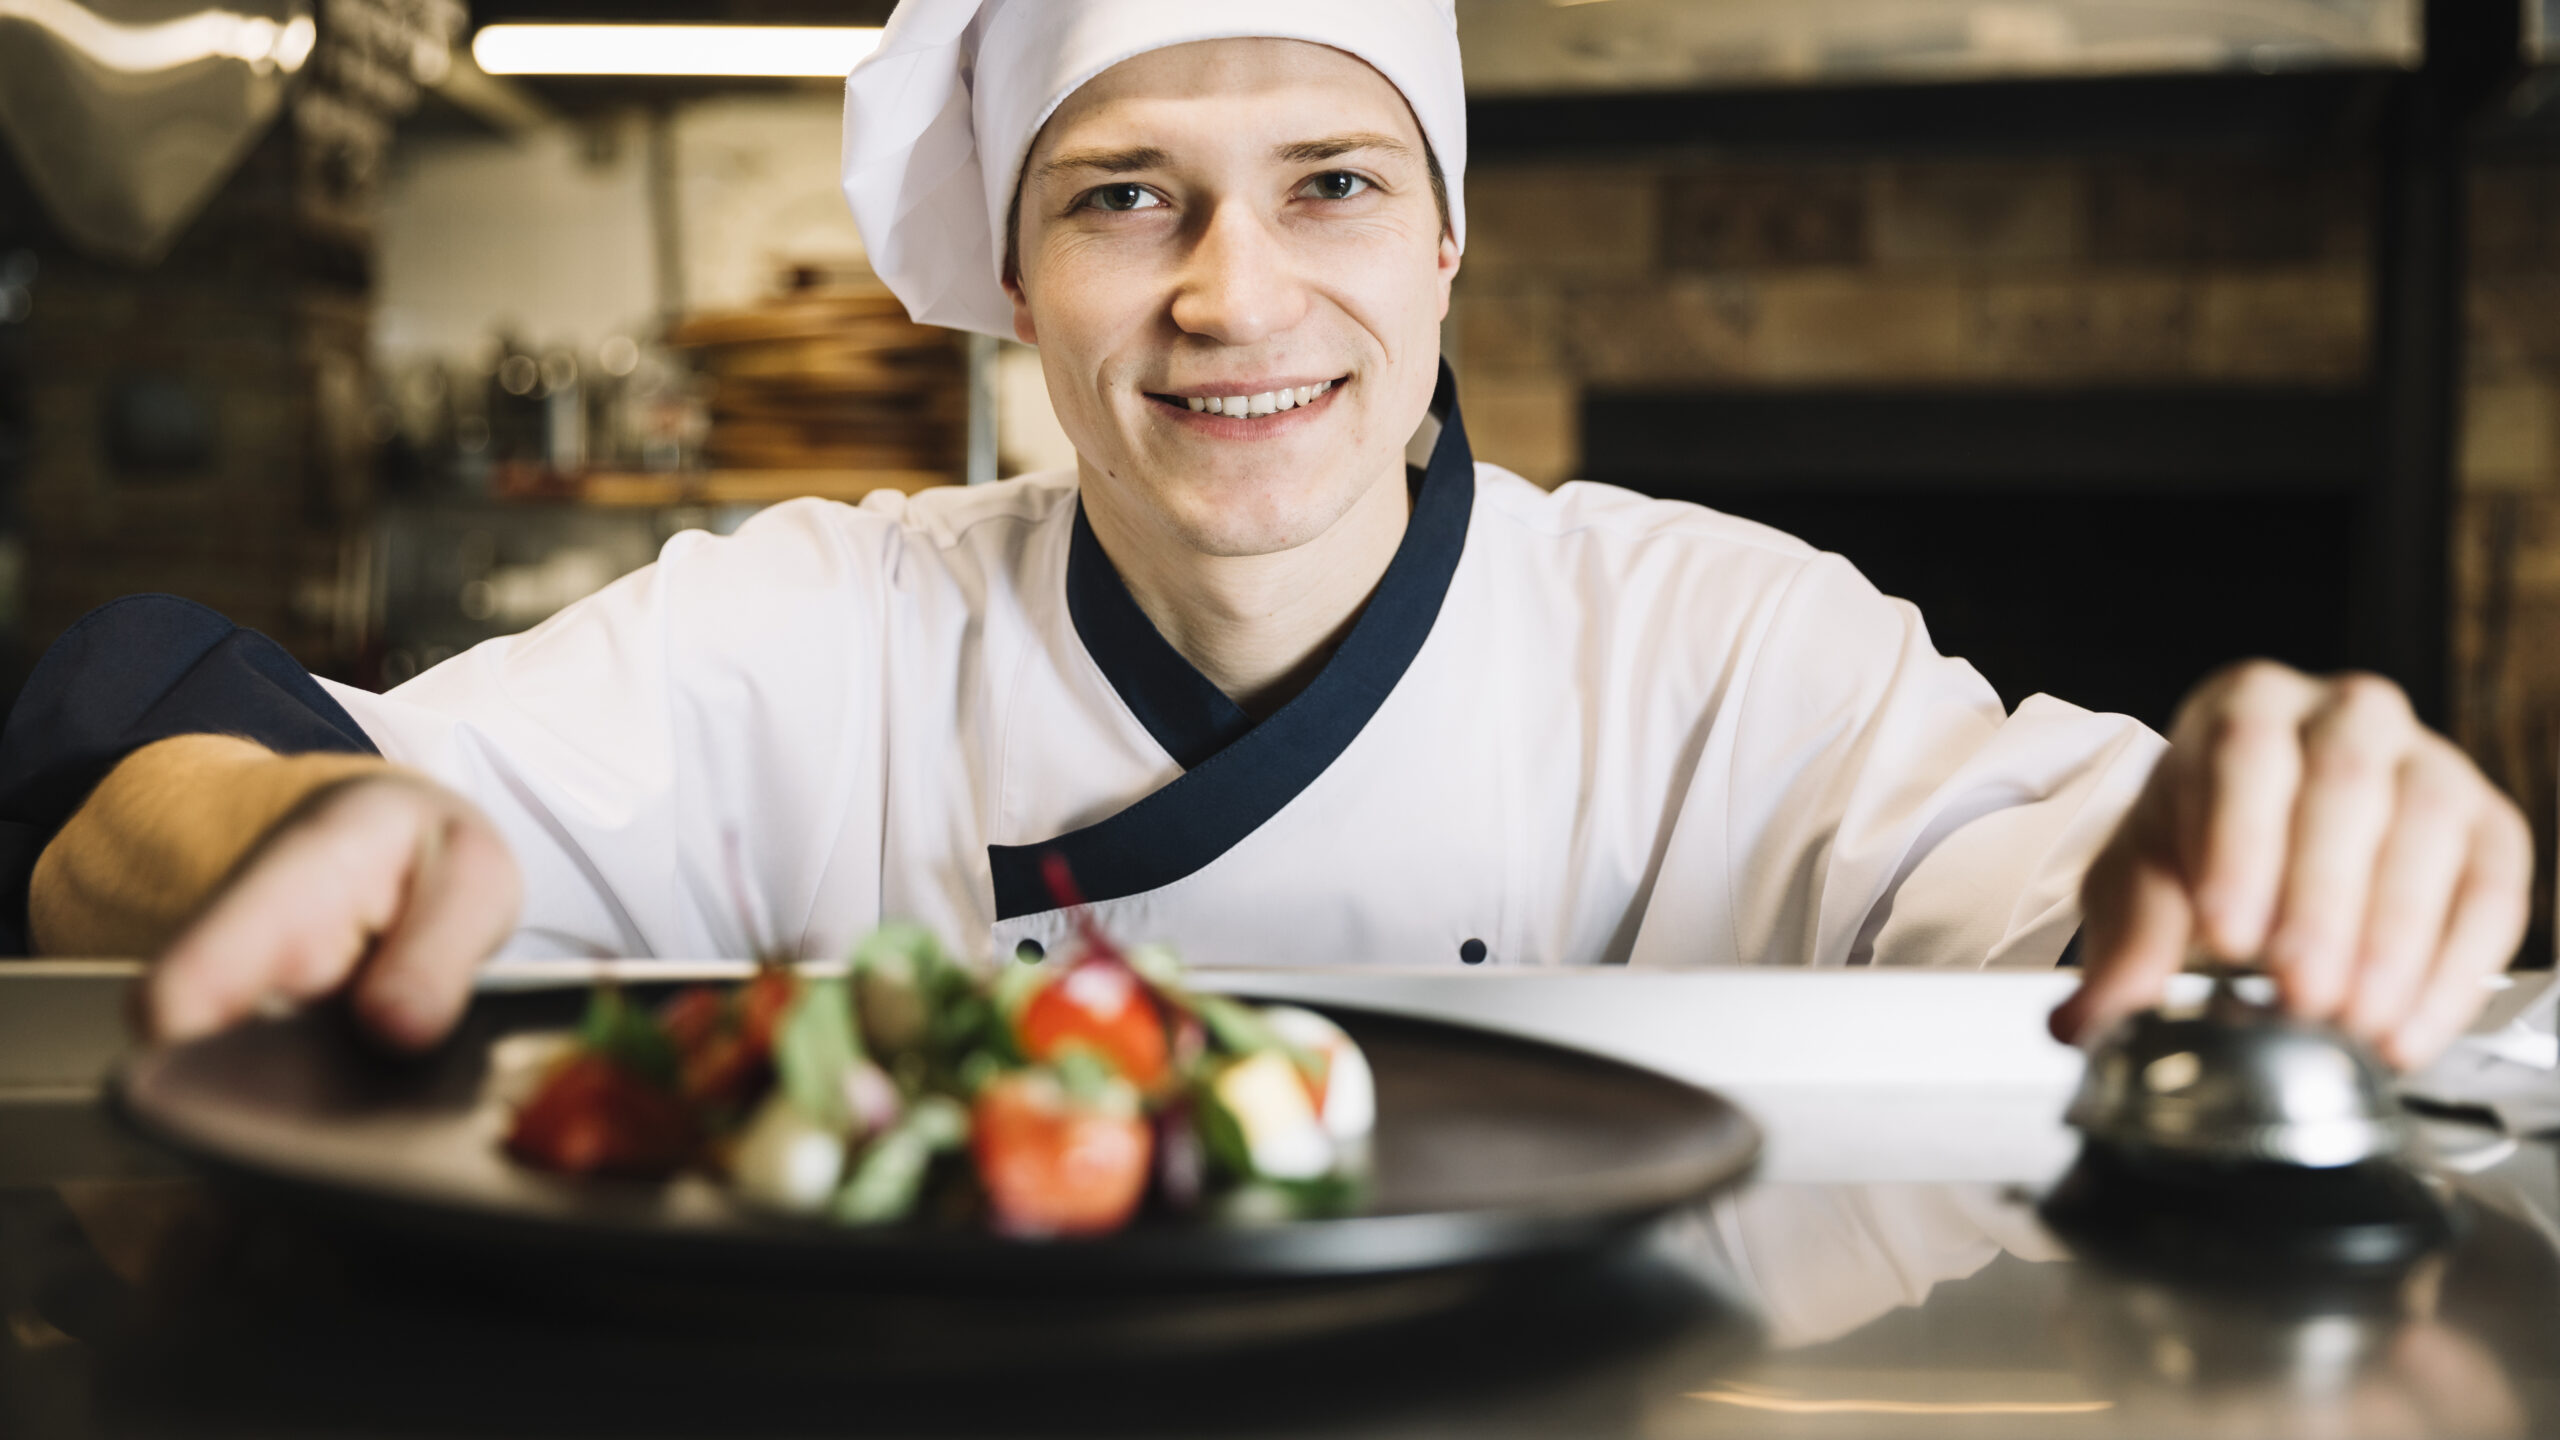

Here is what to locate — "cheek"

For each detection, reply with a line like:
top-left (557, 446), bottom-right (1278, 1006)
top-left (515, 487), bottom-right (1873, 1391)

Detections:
top-left (1028, 251), bottom-right (1162, 396)
top-left (1336, 274), bottom-right (1450, 385)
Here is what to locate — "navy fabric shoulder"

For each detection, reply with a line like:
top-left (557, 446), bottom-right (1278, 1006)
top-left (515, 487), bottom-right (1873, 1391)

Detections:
top-left (0, 594), bottom-right (378, 953)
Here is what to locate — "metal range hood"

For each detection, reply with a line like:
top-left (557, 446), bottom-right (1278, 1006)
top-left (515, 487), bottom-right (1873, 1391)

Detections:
top-left (0, 0), bottom-right (320, 262)
top-left (1456, 0), bottom-right (2421, 95)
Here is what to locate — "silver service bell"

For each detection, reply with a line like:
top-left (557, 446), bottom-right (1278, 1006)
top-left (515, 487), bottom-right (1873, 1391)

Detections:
top-left (2064, 969), bottom-right (2409, 1169)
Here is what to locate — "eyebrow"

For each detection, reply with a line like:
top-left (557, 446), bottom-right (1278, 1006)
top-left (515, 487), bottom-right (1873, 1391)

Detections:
top-left (1035, 132), bottom-right (1417, 185)
top-left (1035, 146), bottom-right (1170, 182)
top-left (1274, 133), bottom-right (1416, 164)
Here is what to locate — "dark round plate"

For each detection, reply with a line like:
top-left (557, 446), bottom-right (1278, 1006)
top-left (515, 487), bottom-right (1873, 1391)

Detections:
top-left (115, 987), bottom-right (1759, 1291)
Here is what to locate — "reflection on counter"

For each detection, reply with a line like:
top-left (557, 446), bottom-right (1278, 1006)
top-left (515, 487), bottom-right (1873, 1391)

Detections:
top-left (1645, 1169), bottom-right (2555, 1438)
top-left (7, 1059), bottom-right (2560, 1440)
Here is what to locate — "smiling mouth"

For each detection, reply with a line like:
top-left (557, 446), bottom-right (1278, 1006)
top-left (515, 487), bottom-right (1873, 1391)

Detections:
top-left (1150, 378), bottom-right (1342, 419)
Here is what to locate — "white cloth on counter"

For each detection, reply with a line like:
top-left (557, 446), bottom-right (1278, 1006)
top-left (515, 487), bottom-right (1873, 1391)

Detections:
top-left (316, 458), bottom-right (2162, 972)
top-left (2405, 973), bottom-right (2560, 1135)
top-left (840, 0), bottom-right (1468, 338)
top-left (1660, 1183), bottom-right (2067, 1349)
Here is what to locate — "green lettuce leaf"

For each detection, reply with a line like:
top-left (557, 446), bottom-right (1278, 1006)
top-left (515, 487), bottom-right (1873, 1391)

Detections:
top-left (578, 986), bottom-right (678, 1089)
top-left (774, 978), bottom-right (862, 1133)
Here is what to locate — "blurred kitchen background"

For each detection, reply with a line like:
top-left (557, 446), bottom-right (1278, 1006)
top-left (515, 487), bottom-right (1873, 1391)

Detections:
top-left (1, 0), bottom-right (2557, 941)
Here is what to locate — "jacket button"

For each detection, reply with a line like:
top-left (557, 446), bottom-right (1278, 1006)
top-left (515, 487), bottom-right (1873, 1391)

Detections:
top-left (1460, 939), bottom-right (1487, 965)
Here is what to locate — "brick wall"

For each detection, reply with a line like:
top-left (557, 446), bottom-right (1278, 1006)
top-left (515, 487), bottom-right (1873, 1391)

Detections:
top-left (1455, 149), bottom-right (2560, 945)
top-left (8, 0), bottom-right (458, 681)
top-left (1450, 154), bottom-right (2371, 487)
top-left (19, 127), bottom-right (361, 662)
top-left (2459, 156), bottom-right (2560, 925)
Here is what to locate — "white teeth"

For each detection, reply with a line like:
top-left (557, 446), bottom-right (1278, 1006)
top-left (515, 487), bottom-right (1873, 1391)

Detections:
top-left (1182, 382), bottom-right (1333, 418)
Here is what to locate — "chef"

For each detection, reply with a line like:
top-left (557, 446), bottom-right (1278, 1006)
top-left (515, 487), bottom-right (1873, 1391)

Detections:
top-left (0, 0), bottom-right (2528, 1074)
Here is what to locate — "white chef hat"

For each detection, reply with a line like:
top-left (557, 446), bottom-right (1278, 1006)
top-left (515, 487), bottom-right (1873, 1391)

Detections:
top-left (841, 0), bottom-right (1466, 339)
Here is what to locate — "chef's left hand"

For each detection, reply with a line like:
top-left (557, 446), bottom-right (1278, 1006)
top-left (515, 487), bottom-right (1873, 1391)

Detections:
top-left (2052, 660), bottom-right (2534, 1070)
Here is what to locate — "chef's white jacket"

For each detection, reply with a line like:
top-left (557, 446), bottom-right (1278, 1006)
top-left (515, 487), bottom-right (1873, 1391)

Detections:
top-left (320, 383), bottom-right (2164, 972)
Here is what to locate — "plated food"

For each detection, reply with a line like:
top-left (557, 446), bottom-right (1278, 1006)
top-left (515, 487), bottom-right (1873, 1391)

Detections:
top-left (500, 916), bottom-right (1374, 1238)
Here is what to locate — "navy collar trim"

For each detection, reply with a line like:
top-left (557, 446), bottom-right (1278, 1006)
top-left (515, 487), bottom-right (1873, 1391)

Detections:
top-left (990, 361), bottom-right (1475, 922)
top-left (1065, 502), bottom-right (1255, 771)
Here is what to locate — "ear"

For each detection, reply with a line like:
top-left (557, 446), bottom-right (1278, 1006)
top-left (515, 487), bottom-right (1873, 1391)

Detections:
top-left (1003, 273), bottom-right (1038, 345)
top-left (1431, 230), bottom-right (1460, 321)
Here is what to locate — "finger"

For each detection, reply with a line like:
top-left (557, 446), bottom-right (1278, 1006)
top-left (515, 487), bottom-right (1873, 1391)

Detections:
top-left (349, 809), bottom-right (522, 1051)
top-left (142, 785), bottom-right (414, 1043)
top-left (146, 855), bottom-right (377, 1043)
top-left (2262, 676), bottom-right (2414, 1020)
top-left (2174, 662), bottom-right (2320, 962)
top-left (2383, 805), bottom-right (2532, 1071)
top-left (2052, 829), bottom-right (2196, 1045)
top-left (2338, 745), bottom-right (2478, 1043)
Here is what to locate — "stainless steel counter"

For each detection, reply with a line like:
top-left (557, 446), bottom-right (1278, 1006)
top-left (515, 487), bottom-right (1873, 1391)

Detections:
top-left (5, 963), bottom-right (2557, 1439)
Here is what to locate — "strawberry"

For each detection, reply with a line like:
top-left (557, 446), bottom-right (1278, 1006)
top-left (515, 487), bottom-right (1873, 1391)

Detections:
top-left (970, 1069), bottom-right (1152, 1237)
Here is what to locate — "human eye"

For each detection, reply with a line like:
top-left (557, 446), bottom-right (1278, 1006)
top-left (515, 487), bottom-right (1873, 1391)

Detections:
top-left (1297, 171), bottom-right (1373, 202)
top-left (1078, 182), bottom-right (1163, 213)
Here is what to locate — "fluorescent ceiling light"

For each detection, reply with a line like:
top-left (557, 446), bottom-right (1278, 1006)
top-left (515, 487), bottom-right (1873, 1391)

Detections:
top-left (471, 23), bottom-right (881, 77)
top-left (1, 0), bottom-right (315, 75)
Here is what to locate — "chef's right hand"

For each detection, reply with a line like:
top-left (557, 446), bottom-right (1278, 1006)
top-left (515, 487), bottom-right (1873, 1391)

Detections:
top-left (143, 774), bottom-right (522, 1052)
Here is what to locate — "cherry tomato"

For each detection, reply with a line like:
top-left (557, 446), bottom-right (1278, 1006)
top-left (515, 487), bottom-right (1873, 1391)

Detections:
top-left (1016, 961), bottom-right (1168, 1090)
top-left (506, 1054), bottom-right (699, 1178)
top-left (971, 1072), bottom-right (1152, 1237)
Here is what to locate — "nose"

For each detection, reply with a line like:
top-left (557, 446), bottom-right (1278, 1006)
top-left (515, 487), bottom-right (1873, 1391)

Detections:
top-left (1168, 199), bottom-right (1307, 347)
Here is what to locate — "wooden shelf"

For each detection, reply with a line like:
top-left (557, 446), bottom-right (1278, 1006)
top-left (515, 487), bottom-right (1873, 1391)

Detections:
top-left (500, 469), bottom-right (957, 508)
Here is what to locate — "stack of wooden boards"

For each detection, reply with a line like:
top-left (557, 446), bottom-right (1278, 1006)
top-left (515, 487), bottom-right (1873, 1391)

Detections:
top-left (669, 285), bottom-right (965, 497)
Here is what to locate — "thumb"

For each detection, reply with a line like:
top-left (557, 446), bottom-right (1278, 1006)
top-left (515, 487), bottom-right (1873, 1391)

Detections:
top-left (348, 802), bottom-right (521, 1051)
top-left (2051, 838), bottom-right (2196, 1046)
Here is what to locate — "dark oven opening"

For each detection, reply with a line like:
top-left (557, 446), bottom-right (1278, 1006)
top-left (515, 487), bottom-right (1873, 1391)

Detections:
top-left (1582, 388), bottom-right (2371, 732)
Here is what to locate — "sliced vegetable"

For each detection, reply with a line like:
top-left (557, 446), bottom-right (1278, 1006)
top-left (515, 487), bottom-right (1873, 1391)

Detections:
top-left (577, 986), bottom-right (679, 1090)
top-left (657, 985), bottom-right (729, 1052)
top-left (1151, 1098), bottom-right (1206, 1213)
top-left (1206, 1049), bottom-right (1333, 1182)
top-left (729, 1091), bottom-right (847, 1213)
top-left (664, 967), bottom-right (801, 1112)
top-left (835, 1094), bottom-right (968, 1225)
top-left (849, 923), bottom-right (942, 1056)
top-left (734, 965), bottom-right (800, 1055)
top-left (971, 1068), bottom-right (1152, 1237)
top-left (1189, 992), bottom-right (1283, 1058)
top-left (1214, 1173), bottom-right (1367, 1225)
top-left (1017, 958), bottom-right (1169, 1090)
top-left (773, 977), bottom-right (862, 1133)
top-left (503, 918), bottom-right (1378, 1239)
top-left (1259, 1005), bottom-right (1376, 1144)
top-left (505, 1053), bottom-right (697, 1178)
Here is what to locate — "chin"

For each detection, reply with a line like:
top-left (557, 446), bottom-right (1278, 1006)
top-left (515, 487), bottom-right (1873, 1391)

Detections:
top-left (1162, 498), bottom-right (1335, 559)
